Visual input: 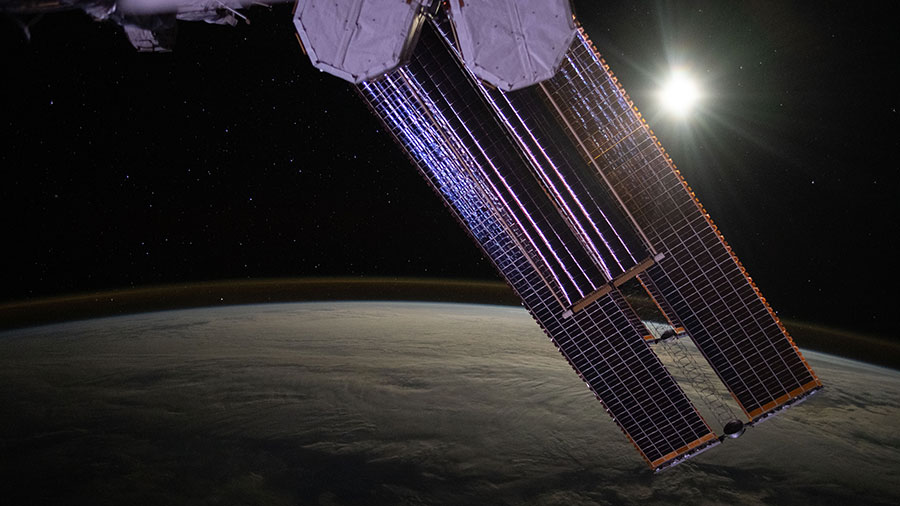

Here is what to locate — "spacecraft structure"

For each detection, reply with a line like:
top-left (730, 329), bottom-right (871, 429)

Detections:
top-left (294, 0), bottom-right (822, 470)
top-left (4, 0), bottom-right (824, 471)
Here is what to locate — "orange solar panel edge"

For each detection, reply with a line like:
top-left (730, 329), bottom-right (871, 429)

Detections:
top-left (649, 432), bottom-right (720, 471)
top-left (746, 379), bottom-right (823, 420)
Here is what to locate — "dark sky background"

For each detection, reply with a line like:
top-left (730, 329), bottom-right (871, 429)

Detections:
top-left (1, 1), bottom-right (896, 338)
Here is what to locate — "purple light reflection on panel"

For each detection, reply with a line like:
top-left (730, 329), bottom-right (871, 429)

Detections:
top-left (483, 90), bottom-right (615, 278)
top-left (400, 68), bottom-right (589, 302)
top-left (363, 75), bottom-right (578, 306)
top-left (494, 90), bottom-right (642, 274)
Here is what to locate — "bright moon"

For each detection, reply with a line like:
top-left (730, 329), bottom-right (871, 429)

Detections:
top-left (659, 71), bottom-right (700, 116)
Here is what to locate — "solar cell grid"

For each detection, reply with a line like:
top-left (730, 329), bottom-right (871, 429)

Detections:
top-left (417, 43), bottom-right (610, 304)
top-left (541, 28), bottom-right (820, 419)
top-left (359, 20), bottom-right (720, 469)
top-left (489, 87), bottom-right (649, 272)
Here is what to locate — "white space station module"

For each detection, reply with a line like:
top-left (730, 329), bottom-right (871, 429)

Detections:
top-left (6, 0), bottom-right (822, 470)
top-left (292, 0), bottom-right (575, 91)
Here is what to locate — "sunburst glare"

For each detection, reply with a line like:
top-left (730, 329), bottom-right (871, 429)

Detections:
top-left (658, 70), bottom-right (700, 117)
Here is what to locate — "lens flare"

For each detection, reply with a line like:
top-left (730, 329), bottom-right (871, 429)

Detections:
top-left (659, 71), bottom-right (700, 117)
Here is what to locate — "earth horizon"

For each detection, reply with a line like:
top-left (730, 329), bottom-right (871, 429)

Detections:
top-left (1, 299), bottom-right (898, 504)
top-left (1, 278), bottom-right (896, 370)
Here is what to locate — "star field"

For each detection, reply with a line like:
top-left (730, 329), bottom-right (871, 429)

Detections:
top-left (1, 1), bottom-right (896, 337)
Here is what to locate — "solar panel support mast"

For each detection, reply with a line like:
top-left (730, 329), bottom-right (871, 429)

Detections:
top-left (292, 0), bottom-right (822, 470)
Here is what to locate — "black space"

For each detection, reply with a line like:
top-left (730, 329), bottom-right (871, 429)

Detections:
top-left (1, 1), bottom-right (897, 338)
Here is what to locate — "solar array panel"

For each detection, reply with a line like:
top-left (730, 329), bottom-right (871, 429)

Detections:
top-left (350, 8), bottom-right (822, 468)
top-left (359, 22), bottom-right (719, 470)
top-left (540, 28), bottom-right (821, 420)
top-left (478, 76), bottom-right (650, 279)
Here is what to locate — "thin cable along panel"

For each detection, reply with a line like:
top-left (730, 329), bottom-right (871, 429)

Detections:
top-left (359, 21), bottom-right (718, 470)
top-left (540, 28), bottom-right (821, 420)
